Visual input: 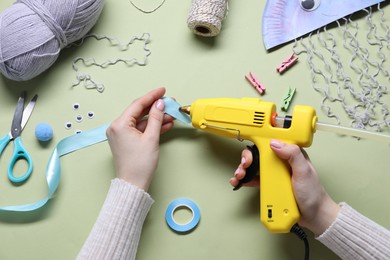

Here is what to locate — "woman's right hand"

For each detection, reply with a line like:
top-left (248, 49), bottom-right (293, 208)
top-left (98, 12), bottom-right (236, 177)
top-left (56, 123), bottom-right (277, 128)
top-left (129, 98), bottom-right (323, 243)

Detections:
top-left (230, 140), bottom-right (340, 236)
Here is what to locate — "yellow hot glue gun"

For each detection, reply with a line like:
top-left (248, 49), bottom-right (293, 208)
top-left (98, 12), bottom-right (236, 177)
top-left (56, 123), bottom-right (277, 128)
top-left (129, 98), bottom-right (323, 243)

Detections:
top-left (180, 97), bottom-right (318, 233)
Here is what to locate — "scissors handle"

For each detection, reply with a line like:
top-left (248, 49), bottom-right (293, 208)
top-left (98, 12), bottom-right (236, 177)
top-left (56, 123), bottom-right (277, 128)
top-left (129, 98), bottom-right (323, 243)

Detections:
top-left (0, 134), bottom-right (11, 154)
top-left (8, 136), bottom-right (33, 183)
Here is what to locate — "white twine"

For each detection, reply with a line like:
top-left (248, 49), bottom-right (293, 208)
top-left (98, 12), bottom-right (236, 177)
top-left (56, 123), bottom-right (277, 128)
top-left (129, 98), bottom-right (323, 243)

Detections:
top-left (187, 0), bottom-right (228, 37)
top-left (129, 0), bottom-right (167, 14)
top-left (292, 4), bottom-right (390, 132)
top-left (70, 33), bottom-right (152, 92)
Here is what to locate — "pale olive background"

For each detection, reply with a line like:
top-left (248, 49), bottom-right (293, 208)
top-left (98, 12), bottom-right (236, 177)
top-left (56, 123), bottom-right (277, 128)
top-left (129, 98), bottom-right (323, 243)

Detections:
top-left (0, 1), bottom-right (389, 259)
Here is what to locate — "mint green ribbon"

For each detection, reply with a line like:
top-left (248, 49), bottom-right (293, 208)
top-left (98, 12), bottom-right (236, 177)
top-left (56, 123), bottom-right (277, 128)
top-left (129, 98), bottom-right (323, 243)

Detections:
top-left (0, 97), bottom-right (190, 212)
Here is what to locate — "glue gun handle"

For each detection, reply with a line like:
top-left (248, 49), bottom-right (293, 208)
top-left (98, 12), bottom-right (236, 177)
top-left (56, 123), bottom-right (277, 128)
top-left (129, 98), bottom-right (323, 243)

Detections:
top-left (233, 145), bottom-right (259, 191)
top-left (256, 139), bottom-right (300, 233)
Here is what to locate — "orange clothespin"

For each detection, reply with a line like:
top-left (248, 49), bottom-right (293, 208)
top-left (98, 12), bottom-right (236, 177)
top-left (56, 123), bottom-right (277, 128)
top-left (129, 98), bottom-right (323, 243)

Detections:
top-left (277, 53), bottom-right (299, 74)
top-left (245, 72), bottom-right (265, 95)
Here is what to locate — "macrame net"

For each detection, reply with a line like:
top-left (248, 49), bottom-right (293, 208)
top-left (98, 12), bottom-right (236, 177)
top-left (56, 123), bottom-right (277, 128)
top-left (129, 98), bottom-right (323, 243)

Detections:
top-left (292, 3), bottom-right (389, 133)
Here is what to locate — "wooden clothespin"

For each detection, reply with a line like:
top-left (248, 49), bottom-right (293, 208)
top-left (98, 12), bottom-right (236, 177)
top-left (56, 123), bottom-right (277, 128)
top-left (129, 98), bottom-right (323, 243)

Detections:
top-left (281, 87), bottom-right (296, 111)
top-left (277, 53), bottom-right (299, 74)
top-left (245, 72), bottom-right (265, 95)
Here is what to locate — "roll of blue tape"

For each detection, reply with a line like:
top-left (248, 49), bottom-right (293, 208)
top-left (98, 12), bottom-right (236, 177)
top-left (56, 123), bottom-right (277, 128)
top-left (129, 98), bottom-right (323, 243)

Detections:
top-left (165, 198), bottom-right (200, 233)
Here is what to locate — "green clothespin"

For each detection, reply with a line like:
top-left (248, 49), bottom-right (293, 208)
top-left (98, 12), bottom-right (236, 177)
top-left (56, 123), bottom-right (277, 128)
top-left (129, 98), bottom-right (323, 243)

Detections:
top-left (281, 87), bottom-right (296, 112)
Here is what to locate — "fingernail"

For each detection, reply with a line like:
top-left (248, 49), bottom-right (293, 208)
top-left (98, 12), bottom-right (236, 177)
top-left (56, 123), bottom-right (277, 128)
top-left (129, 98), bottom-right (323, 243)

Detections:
top-left (234, 167), bottom-right (240, 176)
top-left (241, 157), bottom-right (246, 165)
top-left (270, 139), bottom-right (284, 149)
top-left (156, 99), bottom-right (165, 111)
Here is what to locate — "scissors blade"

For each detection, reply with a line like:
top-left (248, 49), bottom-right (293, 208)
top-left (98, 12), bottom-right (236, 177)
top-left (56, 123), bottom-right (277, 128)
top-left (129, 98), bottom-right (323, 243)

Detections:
top-left (21, 94), bottom-right (38, 130)
top-left (10, 92), bottom-right (26, 139)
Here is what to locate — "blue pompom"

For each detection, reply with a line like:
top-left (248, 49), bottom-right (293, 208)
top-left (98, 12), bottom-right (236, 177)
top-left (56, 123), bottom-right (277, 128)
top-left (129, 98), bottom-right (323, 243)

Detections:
top-left (35, 123), bottom-right (53, 142)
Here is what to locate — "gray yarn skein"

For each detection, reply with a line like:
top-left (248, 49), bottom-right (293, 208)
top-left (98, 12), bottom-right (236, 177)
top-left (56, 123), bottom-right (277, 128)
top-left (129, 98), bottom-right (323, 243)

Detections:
top-left (0, 0), bottom-right (104, 81)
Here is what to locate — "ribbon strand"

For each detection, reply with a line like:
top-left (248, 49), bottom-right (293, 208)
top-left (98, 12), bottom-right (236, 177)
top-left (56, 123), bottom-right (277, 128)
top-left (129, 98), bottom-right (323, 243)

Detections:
top-left (0, 97), bottom-right (190, 212)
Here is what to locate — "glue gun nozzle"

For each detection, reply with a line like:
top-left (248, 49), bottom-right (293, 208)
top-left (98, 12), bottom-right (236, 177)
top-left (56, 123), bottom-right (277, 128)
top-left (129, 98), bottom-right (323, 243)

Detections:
top-left (179, 105), bottom-right (191, 115)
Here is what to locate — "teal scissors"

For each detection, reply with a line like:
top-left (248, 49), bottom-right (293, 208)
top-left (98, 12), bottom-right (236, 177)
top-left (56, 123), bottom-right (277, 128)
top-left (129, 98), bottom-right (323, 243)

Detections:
top-left (0, 92), bottom-right (38, 183)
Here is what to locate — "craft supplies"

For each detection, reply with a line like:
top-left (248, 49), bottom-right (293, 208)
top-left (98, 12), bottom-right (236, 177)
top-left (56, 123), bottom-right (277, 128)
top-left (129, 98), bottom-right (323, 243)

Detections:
top-left (162, 97), bottom-right (192, 125)
top-left (281, 87), bottom-right (296, 112)
top-left (0, 123), bottom-right (109, 212)
top-left (165, 198), bottom-right (201, 233)
top-left (70, 33), bottom-right (151, 92)
top-left (65, 122), bottom-right (73, 130)
top-left (0, 0), bottom-right (104, 81)
top-left (245, 72), bottom-right (266, 95)
top-left (276, 54), bottom-right (299, 74)
top-left (129, 0), bottom-right (167, 13)
top-left (0, 92), bottom-right (38, 183)
top-left (65, 102), bottom-right (97, 133)
top-left (299, 0), bottom-right (320, 11)
top-left (262, 0), bottom-right (382, 49)
top-left (35, 123), bottom-right (53, 142)
top-left (263, 0), bottom-right (389, 132)
top-left (187, 0), bottom-right (228, 37)
top-left (0, 97), bottom-right (190, 212)
top-left (292, 4), bottom-right (390, 132)
top-left (76, 115), bottom-right (84, 123)
top-left (73, 103), bottom-right (80, 110)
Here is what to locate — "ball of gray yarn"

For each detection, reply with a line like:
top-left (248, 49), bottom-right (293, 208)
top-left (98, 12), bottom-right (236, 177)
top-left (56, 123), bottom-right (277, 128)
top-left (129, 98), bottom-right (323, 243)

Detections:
top-left (0, 0), bottom-right (104, 81)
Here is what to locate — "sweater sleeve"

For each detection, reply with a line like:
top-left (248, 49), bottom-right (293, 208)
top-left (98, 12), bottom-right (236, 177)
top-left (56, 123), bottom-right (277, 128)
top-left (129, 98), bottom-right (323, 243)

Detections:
top-left (316, 202), bottom-right (390, 260)
top-left (77, 178), bottom-right (154, 260)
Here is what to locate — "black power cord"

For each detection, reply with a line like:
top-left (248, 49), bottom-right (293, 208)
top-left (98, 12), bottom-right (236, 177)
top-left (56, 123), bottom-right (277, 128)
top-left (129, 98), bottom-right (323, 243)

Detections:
top-left (290, 223), bottom-right (310, 260)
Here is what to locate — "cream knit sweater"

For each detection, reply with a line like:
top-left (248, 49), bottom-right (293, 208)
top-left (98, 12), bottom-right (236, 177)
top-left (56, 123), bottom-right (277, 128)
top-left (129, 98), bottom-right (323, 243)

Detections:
top-left (77, 179), bottom-right (390, 259)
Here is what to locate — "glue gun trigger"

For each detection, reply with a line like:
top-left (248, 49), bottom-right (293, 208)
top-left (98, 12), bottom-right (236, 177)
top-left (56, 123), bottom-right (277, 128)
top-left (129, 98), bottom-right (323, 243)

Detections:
top-left (233, 145), bottom-right (259, 191)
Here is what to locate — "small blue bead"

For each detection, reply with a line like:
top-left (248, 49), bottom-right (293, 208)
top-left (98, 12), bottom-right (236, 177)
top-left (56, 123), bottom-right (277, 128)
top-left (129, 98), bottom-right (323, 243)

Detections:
top-left (35, 123), bottom-right (53, 142)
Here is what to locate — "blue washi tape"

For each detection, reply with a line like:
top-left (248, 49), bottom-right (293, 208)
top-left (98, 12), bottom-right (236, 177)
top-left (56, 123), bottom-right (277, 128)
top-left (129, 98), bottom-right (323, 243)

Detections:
top-left (165, 198), bottom-right (200, 233)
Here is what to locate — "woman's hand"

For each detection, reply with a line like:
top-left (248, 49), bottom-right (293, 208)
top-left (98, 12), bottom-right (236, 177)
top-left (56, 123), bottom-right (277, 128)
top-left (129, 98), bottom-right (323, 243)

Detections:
top-left (106, 87), bottom-right (174, 192)
top-left (230, 140), bottom-right (340, 236)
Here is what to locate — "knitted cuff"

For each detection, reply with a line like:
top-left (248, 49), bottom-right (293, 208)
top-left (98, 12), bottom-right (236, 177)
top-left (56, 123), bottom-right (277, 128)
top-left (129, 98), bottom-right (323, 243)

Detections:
top-left (77, 178), bottom-right (154, 260)
top-left (316, 202), bottom-right (390, 260)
